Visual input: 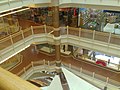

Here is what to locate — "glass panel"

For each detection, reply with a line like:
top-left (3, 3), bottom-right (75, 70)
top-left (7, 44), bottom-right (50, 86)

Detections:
top-left (12, 32), bottom-right (23, 43)
top-left (110, 34), bottom-right (120, 45)
top-left (81, 29), bottom-right (93, 39)
top-left (0, 54), bottom-right (21, 70)
top-left (0, 37), bottom-right (12, 50)
top-left (68, 27), bottom-right (79, 36)
top-left (94, 31), bottom-right (109, 43)
top-left (60, 27), bottom-right (67, 35)
top-left (33, 26), bottom-right (44, 34)
top-left (23, 28), bottom-right (32, 38)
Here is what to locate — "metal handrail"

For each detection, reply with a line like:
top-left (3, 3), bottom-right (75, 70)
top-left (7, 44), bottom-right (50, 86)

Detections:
top-left (16, 60), bottom-right (120, 89)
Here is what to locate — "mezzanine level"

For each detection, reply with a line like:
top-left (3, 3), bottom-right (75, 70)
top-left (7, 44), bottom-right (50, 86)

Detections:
top-left (0, 25), bottom-right (120, 65)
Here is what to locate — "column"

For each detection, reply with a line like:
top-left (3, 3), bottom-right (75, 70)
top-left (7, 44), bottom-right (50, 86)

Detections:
top-left (52, 6), bottom-right (61, 66)
top-left (80, 12), bottom-right (83, 27)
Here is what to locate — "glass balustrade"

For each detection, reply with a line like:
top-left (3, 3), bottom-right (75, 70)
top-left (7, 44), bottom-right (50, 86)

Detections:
top-left (0, 37), bottom-right (12, 50)
top-left (94, 31), bottom-right (109, 43)
top-left (0, 25), bottom-right (120, 50)
top-left (15, 60), bottom-right (120, 90)
top-left (23, 28), bottom-right (32, 38)
top-left (12, 31), bottom-right (23, 43)
top-left (60, 27), bottom-right (67, 35)
top-left (0, 25), bottom-right (120, 71)
top-left (80, 29), bottom-right (93, 39)
top-left (110, 34), bottom-right (120, 45)
top-left (33, 26), bottom-right (45, 34)
top-left (68, 27), bottom-right (79, 36)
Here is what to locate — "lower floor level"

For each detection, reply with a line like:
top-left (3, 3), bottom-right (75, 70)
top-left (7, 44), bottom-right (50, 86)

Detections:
top-left (3, 45), bottom-right (120, 84)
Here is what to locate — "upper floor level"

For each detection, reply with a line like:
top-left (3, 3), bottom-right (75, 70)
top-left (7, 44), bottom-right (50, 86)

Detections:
top-left (1, 0), bottom-right (120, 13)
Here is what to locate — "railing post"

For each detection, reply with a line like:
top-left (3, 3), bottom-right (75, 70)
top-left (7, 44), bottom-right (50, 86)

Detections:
top-left (44, 24), bottom-right (47, 33)
top-left (108, 32), bottom-right (111, 44)
top-left (31, 26), bottom-right (34, 35)
top-left (93, 30), bottom-right (95, 40)
top-left (23, 67), bottom-right (26, 73)
top-left (31, 61), bottom-right (34, 68)
top-left (10, 35), bottom-right (14, 45)
top-left (34, 45), bottom-right (37, 52)
top-left (21, 30), bottom-right (24, 39)
top-left (48, 61), bottom-right (50, 66)
top-left (69, 64), bottom-right (71, 69)
top-left (105, 77), bottom-right (109, 86)
top-left (8, 0), bottom-right (10, 6)
top-left (104, 77), bottom-right (109, 90)
top-left (80, 67), bottom-right (82, 73)
top-left (78, 13), bottom-right (80, 27)
top-left (31, 61), bottom-right (34, 75)
top-left (67, 25), bottom-right (69, 35)
top-left (31, 26), bottom-right (35, 42)
top-left (23, 67), bottom-right (27, 78)
top-left (92, 72), bottom-right (95, 78)
top-left (79, 28), bottom-right (81, 37)
top-left (43, 59), bottom-right (45, 65)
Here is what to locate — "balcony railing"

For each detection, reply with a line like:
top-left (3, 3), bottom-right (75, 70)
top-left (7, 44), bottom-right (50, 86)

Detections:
top-left (1, 25), bottom-right (120, 51)
top-left (0, 25), bottom-right (120, 70)
top-left (16, 60), bottom-right (120, 90)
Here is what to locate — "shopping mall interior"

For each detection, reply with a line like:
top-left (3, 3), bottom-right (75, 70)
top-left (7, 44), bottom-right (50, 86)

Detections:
top-left (0, 0), bottom-right (120, 90)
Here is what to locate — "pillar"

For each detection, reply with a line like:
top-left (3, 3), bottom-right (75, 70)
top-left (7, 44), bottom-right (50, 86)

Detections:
top-left (52, 6), bottom-right (61, 66)
top-left (53, 6), bottom-right (59, 28)
top-left (80, 12), bottom-right (83, 27)
top-left (0, 67), bottom-right (40, 90)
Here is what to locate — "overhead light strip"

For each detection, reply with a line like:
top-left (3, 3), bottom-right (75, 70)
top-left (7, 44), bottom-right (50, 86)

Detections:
top-left (0, 7), bottom-right (30, 17)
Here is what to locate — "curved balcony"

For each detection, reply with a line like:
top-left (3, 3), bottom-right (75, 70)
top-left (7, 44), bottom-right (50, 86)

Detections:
top-left (0, 25), bottom-right (120, 64)
top-left (16, 60), bottom-right (120, 90)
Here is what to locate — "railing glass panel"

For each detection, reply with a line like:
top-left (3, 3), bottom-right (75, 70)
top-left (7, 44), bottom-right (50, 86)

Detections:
top-left (23, 28), bottom-right (32, 38)
top-left (110, 34), bottom-right (120, 45)
top-left (33, 26), bottom-right (45, 34)
top-left (94, 31), bottom-right (109, 43)
top-left (81, 29), bottom-right (93, 39)
top-left (68, 27), bottom-right (79, 36)
top-left (12, 32), bottom-right (23, 43)
top-left (0, 37), bottom-right (12, 50)
top-left (60, 27), bottom-right (67, 35)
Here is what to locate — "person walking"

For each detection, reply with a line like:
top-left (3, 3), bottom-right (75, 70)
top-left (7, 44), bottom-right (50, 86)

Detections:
top-left (107, 59), bottom-right (110, 65)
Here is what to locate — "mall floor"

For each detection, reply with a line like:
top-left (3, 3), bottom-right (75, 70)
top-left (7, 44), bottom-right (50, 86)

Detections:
top-left (9, 19), bottom-right (120, 83)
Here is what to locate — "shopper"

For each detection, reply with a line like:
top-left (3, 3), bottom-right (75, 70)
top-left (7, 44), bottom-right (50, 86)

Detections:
top-left (108, 59), bottom-right (110, 65)
top-left (63, 45), bottom-right (65, 52)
